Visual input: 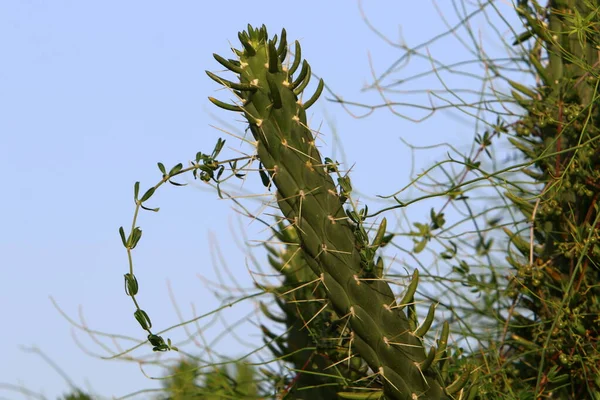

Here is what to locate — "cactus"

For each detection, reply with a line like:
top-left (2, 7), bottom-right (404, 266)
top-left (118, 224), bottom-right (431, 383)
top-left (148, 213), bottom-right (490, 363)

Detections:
top-left (207, 25), bottom-right (458, 400)
top-left (260, 220), bottom-right (372, 398)
top-left (499, 0), bottom-right (600, 397)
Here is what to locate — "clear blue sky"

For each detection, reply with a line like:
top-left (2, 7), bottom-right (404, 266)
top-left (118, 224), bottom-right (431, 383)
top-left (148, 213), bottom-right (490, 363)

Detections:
top-left (0, 1), bottom-right (520, 398)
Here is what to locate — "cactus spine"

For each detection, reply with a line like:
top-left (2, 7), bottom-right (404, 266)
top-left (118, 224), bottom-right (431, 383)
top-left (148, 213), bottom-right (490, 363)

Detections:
top-left (208, 25), bottom-right (452, 399)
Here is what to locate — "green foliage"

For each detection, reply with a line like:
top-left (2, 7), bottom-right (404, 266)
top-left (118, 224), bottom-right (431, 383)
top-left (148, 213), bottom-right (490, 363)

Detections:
top-left (109, 3), bottom-right (600, 400)
top-left (490, 0), bottom-right (600, 397)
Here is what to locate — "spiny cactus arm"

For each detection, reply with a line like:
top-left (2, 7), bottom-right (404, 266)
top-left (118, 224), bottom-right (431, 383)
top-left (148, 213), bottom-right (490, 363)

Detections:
top-left (260, 221), bottom-right (370, 398)
top-left (207, 25), bottom-right (456, 400)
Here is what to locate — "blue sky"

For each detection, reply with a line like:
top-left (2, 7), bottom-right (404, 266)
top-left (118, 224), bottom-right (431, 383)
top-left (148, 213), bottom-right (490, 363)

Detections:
top-left (0, 1), bottom-right (520, 398)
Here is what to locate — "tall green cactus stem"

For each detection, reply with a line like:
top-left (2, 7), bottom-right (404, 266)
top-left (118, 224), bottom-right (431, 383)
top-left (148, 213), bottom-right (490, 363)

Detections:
top-left (261, 221), bottom-right (370, 398)
top-left (208, 25), bottom-right (451, 400)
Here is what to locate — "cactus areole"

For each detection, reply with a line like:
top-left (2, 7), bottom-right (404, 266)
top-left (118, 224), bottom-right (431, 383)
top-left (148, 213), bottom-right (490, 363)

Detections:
top-left (208, 25), bottom-right (451, 400)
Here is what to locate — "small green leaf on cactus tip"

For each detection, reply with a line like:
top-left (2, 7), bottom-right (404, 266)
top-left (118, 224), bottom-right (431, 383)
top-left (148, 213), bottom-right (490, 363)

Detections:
top-left (288, 41), bottom-right (302, 75)
top-left (277, 29), bottom-right (287, 62)
top-left (266, 73), bottom-right (283, 109)
top-left (293, 64), bottom-right (311, 95)
top-left (446, 365), bottom-right (473, 395)
top-left (337, 391), bottom-right (384, 399)
top-left (258, 162), bottom-right (272, 189)
top-left (208, 97), bottom-right (243, 112)
top-left (414, 303), bottom-right (437, 337)
top-left (397, 269), bottom-right (419, 311)
top-left (437, 321), bottom-right (450, 354)
top-left (212, 53), bottom-right (243, 73)
top-left (292, 60), bottom-right (309, 88)
top-left (420, 345), bottom-right (437, 371)
top-left (372, 218), bottom-right (387, 248)
top-left (375, 256), bottom-right (384, 279)
top-left (303, 78), bottom-right (324, 110)
top-left (206, 71), bottom-right (255, 92)
top-left (238, 31), bottom-right (256, 56)
top-left (268, 41), bottom-right (279, 73)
